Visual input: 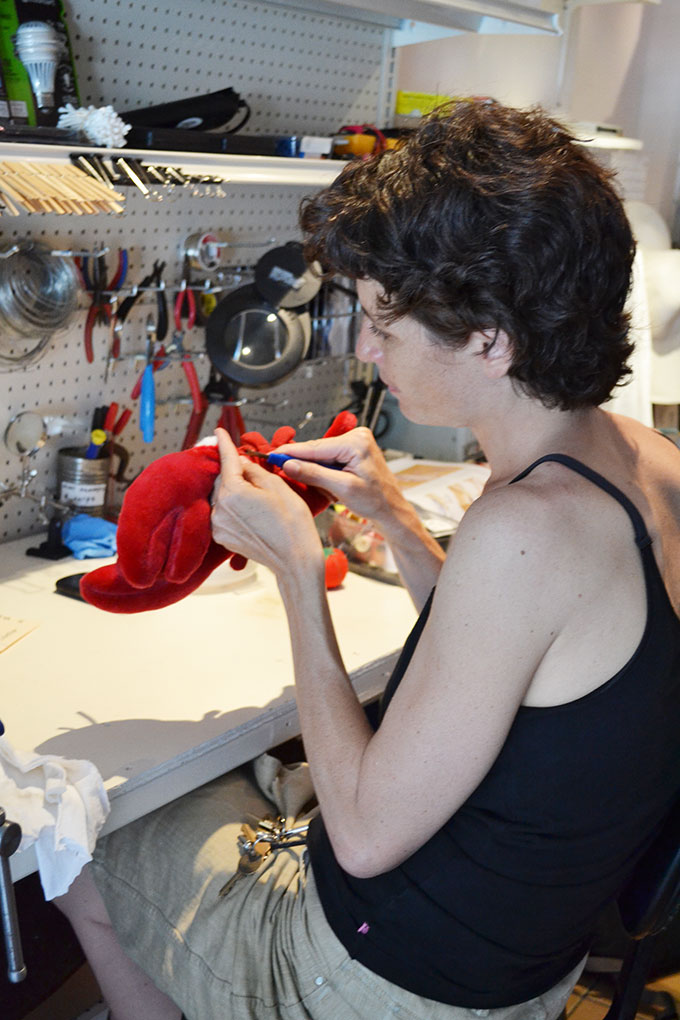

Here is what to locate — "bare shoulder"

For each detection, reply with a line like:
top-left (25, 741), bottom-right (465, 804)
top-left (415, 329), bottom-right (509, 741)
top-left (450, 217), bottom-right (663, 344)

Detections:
top-left (437, 460), bottom-right (624, 634)
top-left (444, 469), bottom-right (583, 575)
top-left (434, 478), bottom-right (581, 644)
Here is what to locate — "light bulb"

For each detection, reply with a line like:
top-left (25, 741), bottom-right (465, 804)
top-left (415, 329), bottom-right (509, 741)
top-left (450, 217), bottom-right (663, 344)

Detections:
top-left (14, 22), bottom-right (62, 110)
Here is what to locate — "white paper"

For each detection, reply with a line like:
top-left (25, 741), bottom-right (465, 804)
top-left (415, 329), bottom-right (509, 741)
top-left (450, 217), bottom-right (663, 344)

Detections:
top-left (0, 614), bottom-right (38, 654)
top-left (388, 457), bottom-right (490, 535)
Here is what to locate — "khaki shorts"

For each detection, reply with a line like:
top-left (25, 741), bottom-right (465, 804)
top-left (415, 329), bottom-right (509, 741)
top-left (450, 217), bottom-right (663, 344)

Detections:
top-left (91, 762), bottom-right (584, 1020)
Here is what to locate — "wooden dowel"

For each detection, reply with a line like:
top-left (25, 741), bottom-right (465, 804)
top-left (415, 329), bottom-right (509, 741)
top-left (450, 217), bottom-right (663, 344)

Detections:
top-left (27, 165), bottom-right (97, 214)
top-left (0, 176), bottom-right (32, 211)
top-left (0, 186), bottom-right (22, 216)
top-left (0, 160), bottom-right (127, 215)
top-left (60, 163), bottom-right (125, 202)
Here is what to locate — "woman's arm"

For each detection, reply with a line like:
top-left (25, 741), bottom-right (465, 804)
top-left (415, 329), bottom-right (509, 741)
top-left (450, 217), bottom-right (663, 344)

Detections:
top-left (275, 427), bottom-right (445, 610)
top-left (212, 430), bottom-right (563, 879)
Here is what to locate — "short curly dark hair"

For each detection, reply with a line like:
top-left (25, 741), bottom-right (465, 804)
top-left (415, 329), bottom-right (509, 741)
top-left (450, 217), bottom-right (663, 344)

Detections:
top-left (300, 101), bottom-right (636, 411)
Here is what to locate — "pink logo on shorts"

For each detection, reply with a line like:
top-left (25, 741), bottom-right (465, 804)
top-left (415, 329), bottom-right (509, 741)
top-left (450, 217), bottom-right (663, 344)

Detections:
top-left (357, 922), bottom-right (370, 934)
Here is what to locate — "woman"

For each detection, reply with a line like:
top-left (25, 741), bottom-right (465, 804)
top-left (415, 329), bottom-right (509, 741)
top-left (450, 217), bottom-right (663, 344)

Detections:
top-left (57, 101), bottom-right (680, 1020)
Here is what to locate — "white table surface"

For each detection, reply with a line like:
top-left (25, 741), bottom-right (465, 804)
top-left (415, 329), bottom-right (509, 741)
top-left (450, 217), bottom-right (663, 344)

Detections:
top-left (0, 536), bottom-right (416, 880)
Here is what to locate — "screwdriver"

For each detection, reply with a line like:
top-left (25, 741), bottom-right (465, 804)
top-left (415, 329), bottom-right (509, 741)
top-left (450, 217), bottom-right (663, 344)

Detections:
top-left (246, 451), bottom-right (344, 471)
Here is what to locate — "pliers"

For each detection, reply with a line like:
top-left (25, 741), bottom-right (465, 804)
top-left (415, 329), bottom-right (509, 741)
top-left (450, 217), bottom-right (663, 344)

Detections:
top-left (107, 249), bottom-right (128, 359)
top-left (103, 401), bottom-right (133, 441)
top-left (102, 402), bottom-right (134, 485)
top-left (108, 248), bottom-right (128, 293)
top-left (117, 258), bottom-right (167, 342)
top-left (167, 331), bottom-right (203, 416)
top-left (152, 260), bottom-right (169, 342)
top-left (80, 249), bottom-right (128, 363)
top-left (82, 252), bottom-right (109, 364)
top-left (130, 338), bottom-right (168, 401)
top-left (174, 283), bottom-right (196, 331)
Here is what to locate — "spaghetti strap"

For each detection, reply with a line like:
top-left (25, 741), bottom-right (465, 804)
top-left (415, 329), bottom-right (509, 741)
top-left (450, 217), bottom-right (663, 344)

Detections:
top-left (510, 453), bottom-right (651, 550)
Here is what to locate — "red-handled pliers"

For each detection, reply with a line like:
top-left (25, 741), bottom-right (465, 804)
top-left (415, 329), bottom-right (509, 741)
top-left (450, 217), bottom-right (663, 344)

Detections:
top-left (130, 345), bottom-right (167, 401)
top-left (103, 402), bottom-right (133, 438)
top-left (182, 354), bottom-right (203, 415)
top-left (174, 286), bottom-right (196, 331)
top-left (166, 331), bottom-right (202, 415)
top-left (107, 249), bottom-right (128, 359)
top-left (82, 249), bottom-right (128, 363)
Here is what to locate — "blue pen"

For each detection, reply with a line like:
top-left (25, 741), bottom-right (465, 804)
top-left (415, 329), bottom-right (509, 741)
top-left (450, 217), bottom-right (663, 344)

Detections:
top-left (85, 429), bottom-right (107, 459)
top-left (249, 451), bottom-right (344, 471)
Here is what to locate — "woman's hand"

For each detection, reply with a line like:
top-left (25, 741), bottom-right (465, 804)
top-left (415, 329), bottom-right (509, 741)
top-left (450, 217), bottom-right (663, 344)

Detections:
top-left (275, 426), bottom-right (409, 528)
top-left (278, 426), bottom-right (445, 608)
top-left (211, 428), bottom-right (324, 578)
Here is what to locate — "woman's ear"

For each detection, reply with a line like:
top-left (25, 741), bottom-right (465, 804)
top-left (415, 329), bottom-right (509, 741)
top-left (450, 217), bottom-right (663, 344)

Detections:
top-left (476, 329), bottom-right (513, 379)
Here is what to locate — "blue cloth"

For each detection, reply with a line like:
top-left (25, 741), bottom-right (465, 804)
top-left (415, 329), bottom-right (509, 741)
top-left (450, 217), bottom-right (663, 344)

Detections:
top-left (62, 514), bottom-right (117, 560)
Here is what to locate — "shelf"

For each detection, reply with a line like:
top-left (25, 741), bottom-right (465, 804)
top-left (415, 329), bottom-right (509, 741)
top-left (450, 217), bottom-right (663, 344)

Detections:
top-left (0, 141), bottom-right (345, 188)
top-left (0, 128), bottom-right (642, 208)
top-left (573, 134), bottom-right (643, 152)
top-left (274, 0), bottom-right (563, 32)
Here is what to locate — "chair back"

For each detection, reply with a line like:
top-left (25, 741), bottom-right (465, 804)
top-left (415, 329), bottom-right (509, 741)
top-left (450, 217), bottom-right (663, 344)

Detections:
top-left (618, 798), bottom-right (680, 941)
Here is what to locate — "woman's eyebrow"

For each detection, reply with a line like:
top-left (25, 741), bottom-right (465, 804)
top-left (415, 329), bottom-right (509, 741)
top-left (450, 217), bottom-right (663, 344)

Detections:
top-left (360, 305), bottom-right (389, 327)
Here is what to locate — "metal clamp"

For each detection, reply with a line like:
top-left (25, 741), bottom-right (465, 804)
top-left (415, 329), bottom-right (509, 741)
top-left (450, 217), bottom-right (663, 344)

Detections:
top-left (238, 816), bottom-right (309, 855)
top-left (0, 808), bottom-right (27, 983)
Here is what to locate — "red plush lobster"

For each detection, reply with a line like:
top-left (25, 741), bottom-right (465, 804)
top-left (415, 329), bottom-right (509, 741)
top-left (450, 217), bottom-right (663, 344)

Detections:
top-left (81, 411), bottom-right (356, 613)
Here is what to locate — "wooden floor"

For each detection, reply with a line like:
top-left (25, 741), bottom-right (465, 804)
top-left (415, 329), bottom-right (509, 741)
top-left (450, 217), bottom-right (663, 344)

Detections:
top-left (565, 973), bottom-right (680, 1019)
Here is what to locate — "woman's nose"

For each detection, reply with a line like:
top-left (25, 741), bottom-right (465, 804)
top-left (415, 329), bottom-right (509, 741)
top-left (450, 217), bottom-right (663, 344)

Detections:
top-left (356, 319), bottom-right (382, 364)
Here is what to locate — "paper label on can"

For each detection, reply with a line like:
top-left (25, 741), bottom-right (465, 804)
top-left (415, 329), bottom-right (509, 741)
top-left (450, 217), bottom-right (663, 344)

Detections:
top-left (60, 480), bottom-right (106, 508)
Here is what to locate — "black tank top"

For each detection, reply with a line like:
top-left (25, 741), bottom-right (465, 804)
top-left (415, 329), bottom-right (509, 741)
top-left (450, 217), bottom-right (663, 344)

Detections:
top-left (307, 454), bottom-right (680, 1008)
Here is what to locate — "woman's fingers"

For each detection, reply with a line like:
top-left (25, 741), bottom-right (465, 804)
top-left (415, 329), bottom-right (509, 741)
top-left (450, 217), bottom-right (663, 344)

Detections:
top-left (274, 426), bottom-right (375, 467)
top-left (216, 428), bottom-right (305, 494)
top-left (280, 457), bottom-right (342, 491)
top-left (239, 455), bottom-right (290, 492)
top-left (215, 428), bottom-right (244, 484)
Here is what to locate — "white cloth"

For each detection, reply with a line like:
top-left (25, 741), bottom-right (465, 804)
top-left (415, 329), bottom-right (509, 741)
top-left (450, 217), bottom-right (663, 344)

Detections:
top-left (0, 735), bottom-right (109, 899)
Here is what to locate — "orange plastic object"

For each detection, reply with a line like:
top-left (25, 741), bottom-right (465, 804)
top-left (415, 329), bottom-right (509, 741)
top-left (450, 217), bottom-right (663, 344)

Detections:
top-left (324, 546), bottom-right (349, 589)
top-left (332, 133), bottom-right (376, 158)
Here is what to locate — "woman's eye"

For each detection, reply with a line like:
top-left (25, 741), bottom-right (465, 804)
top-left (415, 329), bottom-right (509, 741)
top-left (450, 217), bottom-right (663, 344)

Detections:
top-left (368, 321), bottom-right (390, 341)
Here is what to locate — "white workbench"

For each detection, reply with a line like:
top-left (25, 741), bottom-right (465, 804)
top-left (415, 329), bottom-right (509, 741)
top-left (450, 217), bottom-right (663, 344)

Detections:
top-left (0, 537), bottom-right (415, 880)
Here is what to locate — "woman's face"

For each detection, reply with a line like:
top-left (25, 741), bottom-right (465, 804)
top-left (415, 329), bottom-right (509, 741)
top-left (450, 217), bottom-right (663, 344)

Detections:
top-left (355, 279), bottom-right (479, 428)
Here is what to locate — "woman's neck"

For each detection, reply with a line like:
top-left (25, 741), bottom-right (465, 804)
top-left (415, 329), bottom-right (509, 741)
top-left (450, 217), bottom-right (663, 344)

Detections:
top-left (473, 403), bottom-right (602, 488)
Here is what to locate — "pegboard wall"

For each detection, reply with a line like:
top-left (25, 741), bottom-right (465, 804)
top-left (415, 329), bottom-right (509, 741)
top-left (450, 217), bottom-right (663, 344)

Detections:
top-left (68, 0), bottom-right (393, 134)
top-left (0, 0), bottom-right (392, 543)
